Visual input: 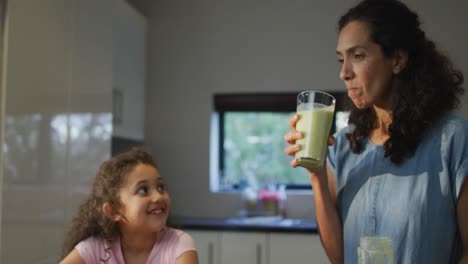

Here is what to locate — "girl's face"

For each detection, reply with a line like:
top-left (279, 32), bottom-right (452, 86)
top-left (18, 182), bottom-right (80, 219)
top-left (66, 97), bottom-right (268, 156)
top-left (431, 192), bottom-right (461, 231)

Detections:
top-left (336, 21), bottom-right (398, 110)
top-left (116, 163), bottom-right (170, 234)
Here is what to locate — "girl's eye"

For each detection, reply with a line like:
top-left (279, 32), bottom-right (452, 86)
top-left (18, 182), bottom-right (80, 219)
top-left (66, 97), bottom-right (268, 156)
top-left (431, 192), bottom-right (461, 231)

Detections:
top-left (137, 186), bottom-right (149, 195)
top-left (157, 183), bottom-right (166, 193)
top-left (338, 58), bottom-right (344, 64)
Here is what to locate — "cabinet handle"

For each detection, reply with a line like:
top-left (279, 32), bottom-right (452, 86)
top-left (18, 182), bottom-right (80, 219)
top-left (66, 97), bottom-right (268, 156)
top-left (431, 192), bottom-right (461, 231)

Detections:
top-left (256, 243), bottom-right (262, 264)
top-left (208, 242), bottom-right (214, 264)
top-left (112, 88), bottom-right (123, 125)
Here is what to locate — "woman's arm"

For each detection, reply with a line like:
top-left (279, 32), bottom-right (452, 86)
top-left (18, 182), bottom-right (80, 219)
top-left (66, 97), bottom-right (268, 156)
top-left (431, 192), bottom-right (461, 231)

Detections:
top-left (58, 249), bottom-right (86, 264)
top-left (284, 114), bottom-right (343, 263)
top-left (175, 250), bottom-right (198, 264)
top-left (289, 157), bottom-right (343, 263)
top-left (457, 176), bottom-right (468, 264)
top-left (308, 164), bottom-right (343, 264)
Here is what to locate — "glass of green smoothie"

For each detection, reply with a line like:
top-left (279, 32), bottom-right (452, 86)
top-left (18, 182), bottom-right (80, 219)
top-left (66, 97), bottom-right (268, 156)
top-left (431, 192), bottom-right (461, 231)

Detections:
top-left (295, 91), bottom-right (336, 170)
top-left (357, 236), bottom-right (394, 264)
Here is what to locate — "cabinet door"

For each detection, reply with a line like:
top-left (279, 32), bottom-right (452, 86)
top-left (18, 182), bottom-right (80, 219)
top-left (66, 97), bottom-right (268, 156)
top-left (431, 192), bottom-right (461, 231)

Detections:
top-left (269, 233), bottom-right (329, 264)
top-left (112, 0), bottom-right (146, 141)
top-left (187, 230), bottom-right (220, 264)
top-left (220, 232), bottom-right (268, 264)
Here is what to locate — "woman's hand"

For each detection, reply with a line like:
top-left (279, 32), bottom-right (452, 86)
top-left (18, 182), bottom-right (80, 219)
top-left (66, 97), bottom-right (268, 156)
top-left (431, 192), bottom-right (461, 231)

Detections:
top-left (283, 114), bottom-right (303, 168)
top-left (283, 114), bottom-right (335, 176)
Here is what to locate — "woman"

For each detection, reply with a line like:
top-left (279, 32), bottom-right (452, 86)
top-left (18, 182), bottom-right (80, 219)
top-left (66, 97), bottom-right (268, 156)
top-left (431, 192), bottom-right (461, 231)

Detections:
top-left (284, 0), bottom-right (467, 263)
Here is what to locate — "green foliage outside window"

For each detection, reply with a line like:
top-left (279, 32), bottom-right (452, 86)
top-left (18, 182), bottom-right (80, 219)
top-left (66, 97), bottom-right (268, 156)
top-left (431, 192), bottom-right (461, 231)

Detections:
top-left (222, 112), bottom-right (309, 189)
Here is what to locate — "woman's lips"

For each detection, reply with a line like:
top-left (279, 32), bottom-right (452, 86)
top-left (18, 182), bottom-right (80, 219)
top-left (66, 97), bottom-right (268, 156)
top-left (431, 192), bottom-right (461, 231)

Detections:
top-left (347, 87), bottom-right (360, 99)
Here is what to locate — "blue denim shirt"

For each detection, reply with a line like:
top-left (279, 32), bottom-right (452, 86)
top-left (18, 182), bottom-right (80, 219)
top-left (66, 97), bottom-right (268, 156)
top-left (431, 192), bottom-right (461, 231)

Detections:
top-left (327, 113), bottom-right (467, 263)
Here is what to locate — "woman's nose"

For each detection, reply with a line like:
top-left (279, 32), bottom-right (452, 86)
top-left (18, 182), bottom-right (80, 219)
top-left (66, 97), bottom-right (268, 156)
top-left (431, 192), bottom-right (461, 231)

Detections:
top-left (339, 60), bottom-right (354, 81)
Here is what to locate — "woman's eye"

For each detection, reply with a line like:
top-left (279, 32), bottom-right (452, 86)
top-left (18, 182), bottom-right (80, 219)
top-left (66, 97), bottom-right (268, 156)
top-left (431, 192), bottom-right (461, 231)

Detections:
top-left (337, 58), bottom-right (344, 64)
top-left (353, 53), bottom-right (365, 60)
top-left (137, 186), bottom-right (149, 195)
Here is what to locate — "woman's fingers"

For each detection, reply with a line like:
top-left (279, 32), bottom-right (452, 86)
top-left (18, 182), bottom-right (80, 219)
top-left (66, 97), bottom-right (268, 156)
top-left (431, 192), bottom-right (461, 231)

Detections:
top-left (285, 114), bottom-right (303, 167)
top-left (284, 144), bottom-right (301, 156)
top-left (289, 114), bottom-right (299, 130)
top-left (289, 158), bottom-right (299, 168)
top-left (284, 131), bottom-right (303, 144)
top-left (327, 135), bottom-right (335, 146)
top-left (284, 114), bottom-right (303, 144)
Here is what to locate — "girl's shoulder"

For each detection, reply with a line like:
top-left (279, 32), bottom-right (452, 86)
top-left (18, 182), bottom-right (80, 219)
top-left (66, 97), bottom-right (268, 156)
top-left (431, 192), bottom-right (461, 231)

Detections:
top-left (148, 228), bottom-right (197, 262)
top-left (160, 227), bottom-right (195, 245)
top-left (76, 236), bottom-right (104, 249)
top-left (75, 236), bottom-right (116, 263)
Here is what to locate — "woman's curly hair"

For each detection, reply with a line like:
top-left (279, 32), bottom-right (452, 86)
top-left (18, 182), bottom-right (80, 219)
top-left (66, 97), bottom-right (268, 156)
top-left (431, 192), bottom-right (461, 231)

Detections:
top-left (62, 148), bottom-right (158, 258)
top-left (338, 0), bottom-right (464, 164)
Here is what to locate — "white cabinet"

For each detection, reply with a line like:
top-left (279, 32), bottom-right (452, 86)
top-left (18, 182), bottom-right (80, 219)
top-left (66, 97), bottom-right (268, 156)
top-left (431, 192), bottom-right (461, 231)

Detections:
top-left (220, 232), bottom-right (268, 264)
top-left (1, 0), bottom-right (112, 262)
top-left (269, 233), bottom-right (329, 264)
top-left (112, 0), bottom-right (146, 141)
top-left (188, 230), bottom-right (220, 264)
top-left (185, 230), bottom-right (328, 264)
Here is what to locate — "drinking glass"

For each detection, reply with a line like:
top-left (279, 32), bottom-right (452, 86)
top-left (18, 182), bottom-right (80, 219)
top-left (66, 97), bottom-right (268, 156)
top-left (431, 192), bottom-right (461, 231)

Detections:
top-left (357, 236), bottom-right (394, 264)
top-left (295, 90), bottom-right (335, 170)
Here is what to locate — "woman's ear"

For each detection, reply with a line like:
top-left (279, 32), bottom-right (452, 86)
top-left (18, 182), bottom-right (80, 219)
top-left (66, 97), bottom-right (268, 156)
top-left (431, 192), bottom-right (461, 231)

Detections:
top-left (392, 50), bottom-right (408, 74)
top-left (102, 202), bottom-right (122, 222)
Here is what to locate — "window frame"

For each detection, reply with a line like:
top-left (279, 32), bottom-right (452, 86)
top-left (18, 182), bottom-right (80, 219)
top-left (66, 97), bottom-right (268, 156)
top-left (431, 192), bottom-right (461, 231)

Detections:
top-left (212, 91), bottom-right (350, 192)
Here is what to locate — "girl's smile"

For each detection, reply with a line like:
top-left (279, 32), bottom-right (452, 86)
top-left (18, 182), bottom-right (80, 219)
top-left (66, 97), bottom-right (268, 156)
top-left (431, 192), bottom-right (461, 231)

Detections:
top-left (117, 163), bottom-right (171, 233)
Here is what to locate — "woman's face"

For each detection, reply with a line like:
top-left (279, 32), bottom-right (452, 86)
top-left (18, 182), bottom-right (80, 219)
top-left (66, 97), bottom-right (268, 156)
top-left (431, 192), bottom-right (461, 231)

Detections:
top-left (336, 21), bottom-right (397, 109)
top-left (116, 163), bottom-right (170, 234)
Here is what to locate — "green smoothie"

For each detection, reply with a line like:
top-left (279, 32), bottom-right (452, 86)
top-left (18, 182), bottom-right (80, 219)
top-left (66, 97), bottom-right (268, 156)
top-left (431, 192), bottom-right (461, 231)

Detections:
top-left (295, 103), bottom-right (335, 170)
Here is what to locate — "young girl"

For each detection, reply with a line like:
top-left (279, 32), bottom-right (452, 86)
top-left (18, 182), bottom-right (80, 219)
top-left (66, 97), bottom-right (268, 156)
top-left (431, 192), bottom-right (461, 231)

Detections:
top-left (59, 148), bottom-right (198, 264)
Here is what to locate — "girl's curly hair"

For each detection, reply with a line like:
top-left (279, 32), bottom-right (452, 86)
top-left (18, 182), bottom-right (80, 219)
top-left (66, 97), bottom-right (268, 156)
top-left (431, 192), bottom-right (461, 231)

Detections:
top-left (62, 148), bottom-right (158, 257)
top-left (338, 0), bottom-right (464, 164)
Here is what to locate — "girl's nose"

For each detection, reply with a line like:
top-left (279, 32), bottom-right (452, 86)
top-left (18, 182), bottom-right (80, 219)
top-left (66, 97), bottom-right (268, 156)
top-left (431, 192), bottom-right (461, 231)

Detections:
top-left (151, 189), bottom-right (167, 202)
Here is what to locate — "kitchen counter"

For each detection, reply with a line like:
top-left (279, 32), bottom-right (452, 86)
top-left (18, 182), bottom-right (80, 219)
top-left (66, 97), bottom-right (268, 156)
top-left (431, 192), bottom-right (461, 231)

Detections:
top-left (169, 216), bottom-right (318, 233)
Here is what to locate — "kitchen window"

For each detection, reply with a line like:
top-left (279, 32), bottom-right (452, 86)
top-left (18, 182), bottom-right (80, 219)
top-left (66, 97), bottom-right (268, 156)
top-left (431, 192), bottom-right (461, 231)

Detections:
top-left (210, 92), bottom-right (350, 192)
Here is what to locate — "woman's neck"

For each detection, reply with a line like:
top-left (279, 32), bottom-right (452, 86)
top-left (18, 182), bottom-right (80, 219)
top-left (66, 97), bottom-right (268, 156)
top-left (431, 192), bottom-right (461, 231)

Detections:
top-left (368, 80), bottom-right (399, 145)
top-left (369, 105), bottom-right (393, 145)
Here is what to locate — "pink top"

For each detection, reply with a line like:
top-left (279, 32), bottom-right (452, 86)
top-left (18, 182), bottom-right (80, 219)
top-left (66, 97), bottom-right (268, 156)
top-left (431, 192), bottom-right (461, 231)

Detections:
top-left (75, 227), bottom-right (196, 264)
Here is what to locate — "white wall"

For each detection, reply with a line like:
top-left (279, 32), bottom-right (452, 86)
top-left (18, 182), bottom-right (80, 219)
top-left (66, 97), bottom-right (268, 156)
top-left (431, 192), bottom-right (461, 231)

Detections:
top-left (144, 0), bottom-right (468, 219)
top-left (409, 0), bottom-right (468, 115)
